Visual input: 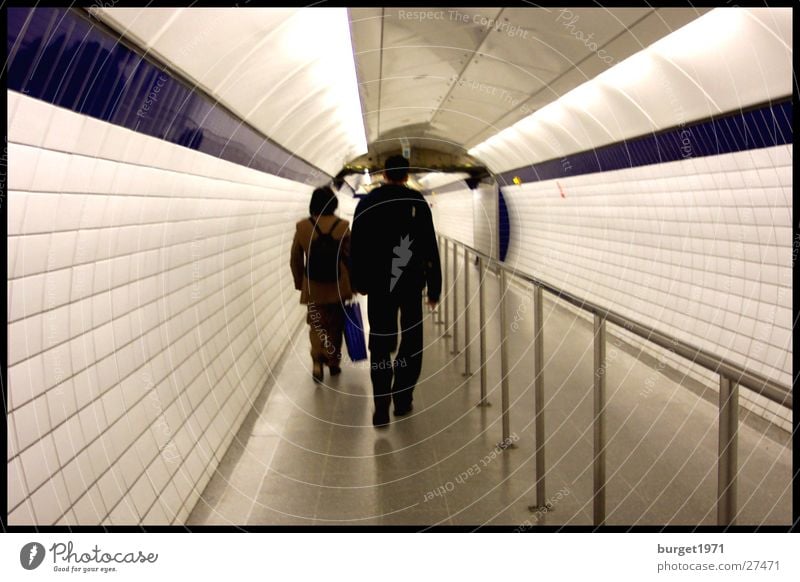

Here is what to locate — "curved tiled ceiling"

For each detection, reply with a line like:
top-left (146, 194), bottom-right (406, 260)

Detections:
top-left (469, 7), bottom-right (793, 173)
top-left (92, 7), bottom-right (368, 176)
top-left (93, 7), bottom-right (710, 174)
top-left (350, 7), bottom-right (709, 156)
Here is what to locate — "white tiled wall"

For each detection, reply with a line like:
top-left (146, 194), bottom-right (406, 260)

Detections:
top-left (430, 187), bottom-right (475, 247)
top-left (472, 184), bottom-right (499, 259)
top-left (501, 145), bottom-right (793, 430)
top-left (431, 184), bottom-right (499, 260)
top-left (7, 91), bottom-right (311, 525)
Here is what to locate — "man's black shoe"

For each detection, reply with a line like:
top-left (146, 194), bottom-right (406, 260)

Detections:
top-left (394, 403), bottom-right (414, 417)
top-left (373, 410), bottom-right (390, 428)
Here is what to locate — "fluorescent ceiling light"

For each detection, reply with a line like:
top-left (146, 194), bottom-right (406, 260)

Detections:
top-left (593, 50), bottom-right (653, 90)
top-left (286, 8), bottom-right (368, 161)
top-left (470, 8), bottom-right (743, 159)
top-left (648, 7), bottom-right (746, 60)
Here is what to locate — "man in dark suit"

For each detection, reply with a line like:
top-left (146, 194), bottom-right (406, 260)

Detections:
top-left (351, 155), bottom-right (442, 427)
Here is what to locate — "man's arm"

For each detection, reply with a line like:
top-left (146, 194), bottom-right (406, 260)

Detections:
top-left (340, 226), bottom-right (351, 265)
top-left (350, 199), bottom-right (369, 294)
top-left (420, 201), bottom-right (442, 303)
top-left (340, 225), bottom-right (352, 286)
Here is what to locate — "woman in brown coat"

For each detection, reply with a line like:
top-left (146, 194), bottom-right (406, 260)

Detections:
top-left (290, 186), bottom-right (353, 382)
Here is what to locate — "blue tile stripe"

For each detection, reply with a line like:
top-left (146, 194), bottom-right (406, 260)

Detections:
top-left (498, 189), bottom-right (509, 262)
top-left (6, 7), bottom-right (330, 185)
top-left (435, 100), bottom-right (791, 263)
top-left (496, 99), bottom-right (792, 186)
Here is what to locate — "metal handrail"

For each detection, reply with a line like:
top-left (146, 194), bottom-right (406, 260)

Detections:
top-left (436, 233), bottom-right (792, 527)
top-left (438, 235), bottom-right (791, 406)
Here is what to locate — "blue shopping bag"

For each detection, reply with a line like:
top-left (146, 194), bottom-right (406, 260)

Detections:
top-left (343, 301), bottom-right (368, 362)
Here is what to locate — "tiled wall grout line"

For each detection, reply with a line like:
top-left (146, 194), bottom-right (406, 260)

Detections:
top-left (8, 139), bottom-right (307, 194)
top-left (14, 283), bottom-right (303, 523)
top-left (7, 211), bottom-right (301, 243)
top-left (7, 230), bottom-right (295, 362)
top-left (100, 326), bottom-right (293, 526)
top-left (7, 242), bottom-right (293, 415)
top-left (9, 258), bottom-right (299, 475)
top-left (434, 145), bottom-right (793, 432)
top-left (8, 94), bottom-right (312, 524)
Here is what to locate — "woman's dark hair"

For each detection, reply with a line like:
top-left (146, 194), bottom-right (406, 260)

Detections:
top-left (309, 186), bottom-right (338, 216)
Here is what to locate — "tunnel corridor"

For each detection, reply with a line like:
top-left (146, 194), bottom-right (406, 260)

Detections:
top-left (186, 252), bottom-right (791, 527)
top-left (5, 6), bottom-right (793, 529)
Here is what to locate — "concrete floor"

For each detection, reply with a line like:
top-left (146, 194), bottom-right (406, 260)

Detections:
top-left (188, 263), bottom-right (792, 527)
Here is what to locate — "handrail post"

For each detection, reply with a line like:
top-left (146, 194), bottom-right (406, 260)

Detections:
top-left (435, 236), bottom-right (443, 325)
top-left (498, 268), bottom-right (514, 449)
top-left (593, 314), bottom-right (607, 526)
top-left (442, 239), bottom-right (451, 338)
top-left (462, 245), bottom-right (471, 375)
top-left (528, 284), bottom-right (548, 512)
top-left (451, 242), bottom-right (459, 354)
top-left (717, 375), bottom-right (739, 526)
top-left (477, 255), bottom-right (489, 407)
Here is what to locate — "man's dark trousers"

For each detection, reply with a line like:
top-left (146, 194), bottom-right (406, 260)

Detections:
top-left (367, 290), bottom-right (424, 414)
